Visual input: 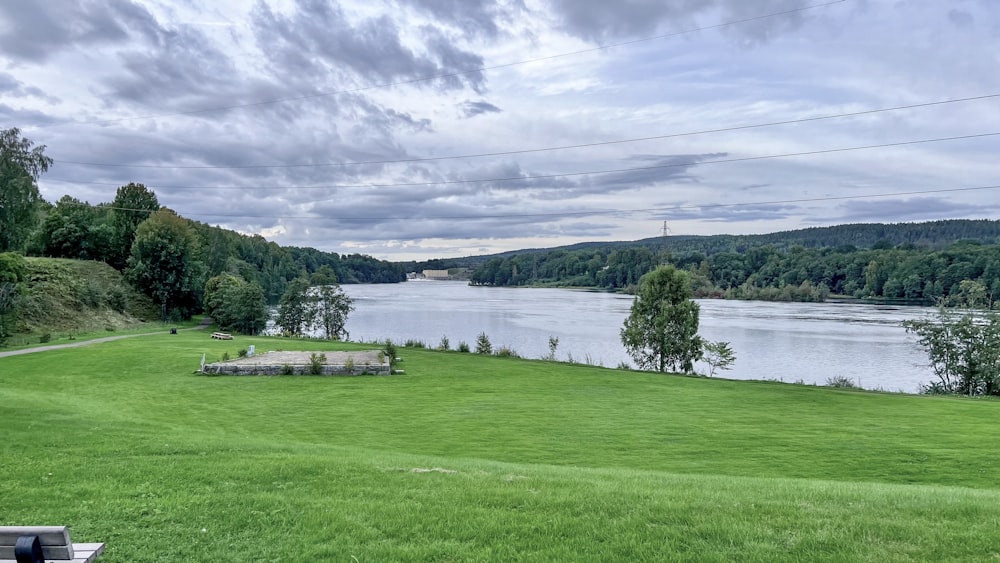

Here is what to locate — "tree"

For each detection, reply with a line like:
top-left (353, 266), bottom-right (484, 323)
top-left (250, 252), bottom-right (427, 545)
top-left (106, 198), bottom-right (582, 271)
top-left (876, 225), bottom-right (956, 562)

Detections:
top-left (275, 277), bottom-right (312, 337)
top-left (126, 209), bottom-right (204, 321)
top-left (1, 127), bottom-right (52, 252)
top-left (36, 195), bottom-right (113, 260)
top-left (904, 309), bottom-right (1000, 396)
top-left (311, 284), bottom-right (353, 340)
top-left (203, 273), bottom-right (268, 335)
top-left (621, 265), bottom-right (703, 373)
top-left (109, 183), bottom-right (160, 270)
top-left (702, 341), bottom-right (736, 377)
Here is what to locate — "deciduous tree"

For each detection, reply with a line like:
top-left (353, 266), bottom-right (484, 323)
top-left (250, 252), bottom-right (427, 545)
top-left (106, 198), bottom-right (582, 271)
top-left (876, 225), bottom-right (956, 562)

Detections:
top-left (621, 265), bottom-right (703, 373)
top-left (0, 127), bottom-right (52, 252)
top-left (126, 209), bottom-right (203, 321)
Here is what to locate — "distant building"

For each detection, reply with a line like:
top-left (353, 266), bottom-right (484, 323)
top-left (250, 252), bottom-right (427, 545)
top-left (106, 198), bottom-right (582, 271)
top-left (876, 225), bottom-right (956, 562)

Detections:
top-left (422, 269), bottom-right (450, 280)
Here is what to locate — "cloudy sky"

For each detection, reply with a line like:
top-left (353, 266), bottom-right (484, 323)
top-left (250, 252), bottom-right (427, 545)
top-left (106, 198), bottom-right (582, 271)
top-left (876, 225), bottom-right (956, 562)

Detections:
top-left (2, 0), bottom-right (999, 260)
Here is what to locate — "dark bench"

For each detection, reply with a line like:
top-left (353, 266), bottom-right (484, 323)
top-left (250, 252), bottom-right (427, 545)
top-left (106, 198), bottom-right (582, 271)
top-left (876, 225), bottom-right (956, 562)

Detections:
top-left (0, 526), bottom-right (104, 563)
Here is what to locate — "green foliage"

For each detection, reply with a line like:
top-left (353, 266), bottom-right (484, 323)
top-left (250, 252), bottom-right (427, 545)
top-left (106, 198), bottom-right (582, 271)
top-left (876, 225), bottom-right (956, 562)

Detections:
top-left (312, 284), bottom-right (353, 341)
top-left (457, 341), bottom-right (470, 353)
top-left (127, 209), bottom-right (204, 321)
top-left (308, 352), bottom-right (326, 375)
top-left (38, 332), bottom-right (51, 343)
top-left (475, 332), bottom-right (492, 355)
top-left (275, 277), bottom-right (312, 336)
top-left (204, 273), bottom-right (268, 335)
top-left (221, 351), bottom-right (231, 362)
top-left (904, 309), bottom-right (1000, 395)
top-left (108, 183), bottom-right (160, 270)
top-left (0, 251), bottom-right (28, 283)
top-left (237, 347), bottom-right (248, 358)
top-left (280, 364), bottom-right (295, 376)
top-left (826, 376), bottom-right (859, 389)
top-left (546, 335), bottom-right (559, 361)
top-left (494, 345), bottom-right (520, 358)
top-left (621, 265), bottom-right (703, 374)
top-left (404, 339), bottom-right (426, 348)
top-left (343, 355), bottom-right (355, 373)
top-left (383, 339), bottom-right (398, 369)
top-left (35, 195), bottom-right (113, 261)
top-left (0, 128), bottom-right (51, 253)
top-left (702, 341), bottom-right (736, 377)
top-left (437, 335), bottom-right (450, 351)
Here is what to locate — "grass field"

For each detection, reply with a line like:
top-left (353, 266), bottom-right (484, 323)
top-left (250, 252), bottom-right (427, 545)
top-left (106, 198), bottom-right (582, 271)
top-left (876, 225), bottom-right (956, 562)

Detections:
top-left (2, 331), bottom-right (999, 561)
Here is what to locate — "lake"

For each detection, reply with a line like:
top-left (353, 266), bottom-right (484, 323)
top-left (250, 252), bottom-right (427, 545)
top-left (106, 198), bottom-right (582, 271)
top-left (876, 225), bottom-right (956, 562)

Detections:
top-left (338, 281), bottom-right (938, 393)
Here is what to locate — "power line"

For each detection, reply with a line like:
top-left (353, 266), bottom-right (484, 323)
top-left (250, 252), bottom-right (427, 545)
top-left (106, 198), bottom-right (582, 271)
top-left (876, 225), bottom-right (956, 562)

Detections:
top-left (66, 183), bottom-right (1000, 221)
top-left (53, 92), bottom-right (1000, 170)
top-left (44, 131), bottom-right (1000, 191)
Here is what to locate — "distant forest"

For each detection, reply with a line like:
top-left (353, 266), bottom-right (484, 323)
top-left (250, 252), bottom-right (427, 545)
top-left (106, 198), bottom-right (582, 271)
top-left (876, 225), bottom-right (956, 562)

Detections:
top-left (467, 220), bottom-right (1000, 305)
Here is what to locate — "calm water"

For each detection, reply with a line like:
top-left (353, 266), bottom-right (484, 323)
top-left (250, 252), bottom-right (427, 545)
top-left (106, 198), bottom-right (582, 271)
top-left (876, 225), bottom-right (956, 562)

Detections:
top-left (339, 281), bottom-right (938, 393)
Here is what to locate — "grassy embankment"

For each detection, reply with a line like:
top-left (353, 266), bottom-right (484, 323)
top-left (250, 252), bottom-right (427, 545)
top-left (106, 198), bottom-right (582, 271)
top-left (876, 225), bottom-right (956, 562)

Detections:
top-left (2, 258), bottom-right (163, 349)
top-left (2, 332), bottom-right (999, 561)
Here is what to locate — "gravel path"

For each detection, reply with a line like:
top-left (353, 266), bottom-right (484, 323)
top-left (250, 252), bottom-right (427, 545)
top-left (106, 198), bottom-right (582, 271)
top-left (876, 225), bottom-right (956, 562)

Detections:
top-left (0, 320), bottom-right (211, 359)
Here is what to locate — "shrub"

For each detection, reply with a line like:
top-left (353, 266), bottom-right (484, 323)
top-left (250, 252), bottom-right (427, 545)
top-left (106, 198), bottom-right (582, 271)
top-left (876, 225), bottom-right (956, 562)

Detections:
top-left (105, 285), bottom-right (129, 313)
top-left (39, 332), bottom-right (52, 343)
top-left (308, 353), bottom-right (327, 375)
top-left (826, 375), bottom-right (859, 389)
top-left (546, 336), bottom-right (559, 361)
top-left (475, 332), bottom-right (492, 355)
top-left (221, 352), bottom-right (231, 362)
top-left (344, 355), bottom-right (355, 374)
top-left (457, 341), bottom-right (470, 353)
top-left (237, 347), bottom-right (248, 358)
top-left (280, 364), bottom-right (295, 376)
top-left (383, 339), bottom-right (398, 368)
top-left (494, 346), bottom-right (519, 358)
top-left (404, 339), bottom-right (426, 349)
top-left (437, 335), bottom-right (450, 351)
top-left (616, 361), bottom-right (631, 370)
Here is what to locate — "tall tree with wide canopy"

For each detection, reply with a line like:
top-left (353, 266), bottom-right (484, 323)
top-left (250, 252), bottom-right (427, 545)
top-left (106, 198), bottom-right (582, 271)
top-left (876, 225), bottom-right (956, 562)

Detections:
top-left (621, 265), bottom-right (704, 373)
top-left (0, 128), bottom-right (52, 252)
top-left (126, 209), bottom-right (204, 321)
top-left (109, 183), bottom-right (160, 270)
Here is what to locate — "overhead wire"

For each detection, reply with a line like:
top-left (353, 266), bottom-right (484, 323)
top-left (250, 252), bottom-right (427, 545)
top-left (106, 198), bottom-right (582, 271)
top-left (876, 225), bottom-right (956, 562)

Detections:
top-left (53, 92), bottom-right (1000, 170)
top-left (43, 131), bottom-right (1000, 191)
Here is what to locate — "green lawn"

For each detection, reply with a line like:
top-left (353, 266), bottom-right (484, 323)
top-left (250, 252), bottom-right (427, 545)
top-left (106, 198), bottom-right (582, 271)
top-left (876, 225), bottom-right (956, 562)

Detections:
top-left (2, 332), bottom-right (999, 561)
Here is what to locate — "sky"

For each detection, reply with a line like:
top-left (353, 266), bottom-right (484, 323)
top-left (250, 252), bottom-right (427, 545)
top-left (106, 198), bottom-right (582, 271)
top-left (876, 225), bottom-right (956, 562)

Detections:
top-left (2, 0), bottom-right (999, 261)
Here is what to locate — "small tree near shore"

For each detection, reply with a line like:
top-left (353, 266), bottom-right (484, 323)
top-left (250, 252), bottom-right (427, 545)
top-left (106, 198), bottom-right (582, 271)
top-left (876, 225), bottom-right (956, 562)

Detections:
top-left (702, 341), bottom-right (736, 377)
top-left (620, 265), bottom-right (703, 373)
top-left (904, 308), bottom-right (1000, 396)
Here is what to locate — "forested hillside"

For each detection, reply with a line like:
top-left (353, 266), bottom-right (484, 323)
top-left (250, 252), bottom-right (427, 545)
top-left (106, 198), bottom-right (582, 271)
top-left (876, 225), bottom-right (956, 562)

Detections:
top-left (470, 221), bottom-right (1000, 306)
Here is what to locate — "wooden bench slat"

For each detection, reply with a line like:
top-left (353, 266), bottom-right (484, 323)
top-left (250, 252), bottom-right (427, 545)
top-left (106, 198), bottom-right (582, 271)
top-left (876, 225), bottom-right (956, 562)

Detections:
top-left (0, 545), bottom-right (73, 559)
top-left (0, 527), bottom-right (103, 562)
top-left (0, 526), bottom-right (70, 546)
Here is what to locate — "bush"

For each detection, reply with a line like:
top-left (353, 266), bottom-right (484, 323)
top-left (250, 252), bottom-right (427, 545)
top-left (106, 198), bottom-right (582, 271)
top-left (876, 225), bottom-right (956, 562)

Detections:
top-left (383, 339), bottom-right (398, 368)
top-left (308, 353), bottom-right (326, 375)
top-left (237, 347), bottom-right (248, 358)
top-left (221, 352), bottom-right (231, 362)
top-left (105, 285), bottom-right (129, 313)
top-left (404, 339), bottom-right (426, 349)
top-left (457, 341), bottom-right (470, 353)
top-left (38, 332), bottom-right (51, 343)
top-left (494, 346), bottom-right (519, 358)
top-left (437, 335), bottom-right (450, 351)
top-left (343, 355), bottom-right (355, 373)
top-left (826, 375), bottom-right (859, 389)
top-left (475, 332), bottom-right (492, 355)
top-left (280, 364), bottom-right (295, 376)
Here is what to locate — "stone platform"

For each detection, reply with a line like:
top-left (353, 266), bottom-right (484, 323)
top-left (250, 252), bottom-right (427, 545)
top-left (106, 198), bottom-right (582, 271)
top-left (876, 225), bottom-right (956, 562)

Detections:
top-left (202, 350), bottom-right (390, 376)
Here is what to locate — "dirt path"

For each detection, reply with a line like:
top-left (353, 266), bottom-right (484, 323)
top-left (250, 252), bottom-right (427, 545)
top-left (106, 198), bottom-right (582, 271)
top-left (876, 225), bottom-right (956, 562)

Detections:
top-left (0, 319), bottom-right (211, 359)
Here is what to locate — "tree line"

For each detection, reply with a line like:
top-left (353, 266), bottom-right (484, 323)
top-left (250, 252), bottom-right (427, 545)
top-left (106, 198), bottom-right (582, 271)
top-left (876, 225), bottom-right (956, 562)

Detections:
top-left (470, 239), bottom-right (1000, 306)
top-left (1, 128), bottom-right (403, 325)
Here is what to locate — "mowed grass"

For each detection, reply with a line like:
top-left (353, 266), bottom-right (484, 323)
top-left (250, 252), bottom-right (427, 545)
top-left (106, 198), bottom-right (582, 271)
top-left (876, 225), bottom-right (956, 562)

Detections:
top-left (2, 332), bottom-right (999, 561)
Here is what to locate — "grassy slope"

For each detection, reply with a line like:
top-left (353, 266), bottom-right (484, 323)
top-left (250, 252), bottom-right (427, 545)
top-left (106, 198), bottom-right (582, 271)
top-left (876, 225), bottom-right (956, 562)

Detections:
top-left (4, 258), bottom-right (158, 346)
top-left (2, 333), bottom-right (999, 561)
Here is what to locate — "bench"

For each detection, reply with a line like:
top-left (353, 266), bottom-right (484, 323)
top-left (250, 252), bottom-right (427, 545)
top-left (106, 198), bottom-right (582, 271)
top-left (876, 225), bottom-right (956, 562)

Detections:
top-left (211, 332), bottom-right (233, 340)
top-left (0, 526), bottom-right (104, 563)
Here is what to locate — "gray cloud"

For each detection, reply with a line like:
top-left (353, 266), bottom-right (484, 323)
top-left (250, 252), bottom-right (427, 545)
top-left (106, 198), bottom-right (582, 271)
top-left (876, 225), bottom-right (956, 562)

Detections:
top-left (397, 0), bottom-right (525, 39)
top-left (654, 203), bottom-right (799, 223)
top-left (0, 0), bottom-right (160, 62)
top-left (834, 198), bottom-right (996, 222)
top-left (547, 0), bottom-right (811, 44)
top-left (948, 9), bottom-right (974, 29)
top-left (250, 0), bottom-right (485, 93)
top-left (459, 100), bottom-right (503, 118)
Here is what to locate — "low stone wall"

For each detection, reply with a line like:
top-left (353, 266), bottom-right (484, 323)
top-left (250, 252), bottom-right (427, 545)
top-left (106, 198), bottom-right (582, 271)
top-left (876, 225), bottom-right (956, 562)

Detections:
top-left (202, 350), bottom-right (391, 376)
